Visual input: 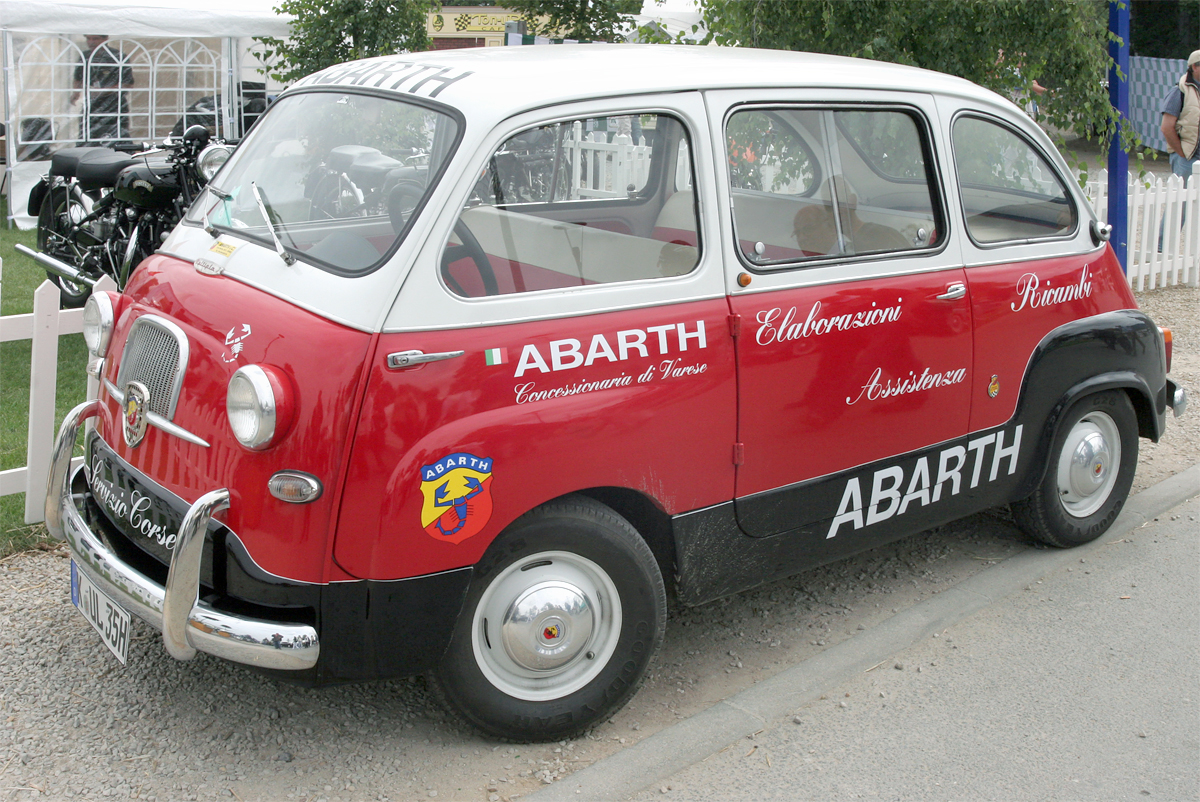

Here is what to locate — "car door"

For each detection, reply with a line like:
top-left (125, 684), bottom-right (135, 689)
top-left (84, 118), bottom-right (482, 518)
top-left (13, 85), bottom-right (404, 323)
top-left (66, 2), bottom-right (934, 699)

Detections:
top-left (334, 94), bottom-right (738, 580)
top-left (707, 91), bottom-right (973, 542)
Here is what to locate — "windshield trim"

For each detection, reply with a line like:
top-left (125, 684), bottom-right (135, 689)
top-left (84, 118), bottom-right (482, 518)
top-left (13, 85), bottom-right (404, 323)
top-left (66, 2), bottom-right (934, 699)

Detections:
top-left (182, 86), bottom-right (467, 278)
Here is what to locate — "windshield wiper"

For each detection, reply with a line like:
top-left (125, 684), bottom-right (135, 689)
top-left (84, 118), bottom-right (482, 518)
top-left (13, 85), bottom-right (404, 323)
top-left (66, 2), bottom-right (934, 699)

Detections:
top-left (201, 184), bottom-right (232, 237)
top-left (250, 181), bottom-right (296, 266)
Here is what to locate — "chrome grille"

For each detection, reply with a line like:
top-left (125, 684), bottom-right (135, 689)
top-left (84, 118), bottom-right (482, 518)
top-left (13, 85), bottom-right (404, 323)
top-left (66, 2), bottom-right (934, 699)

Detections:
top-left (116, 315), bottom-right (189, 420)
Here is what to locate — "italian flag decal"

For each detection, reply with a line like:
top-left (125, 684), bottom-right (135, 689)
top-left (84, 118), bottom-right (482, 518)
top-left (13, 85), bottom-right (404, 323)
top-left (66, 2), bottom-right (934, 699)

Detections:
top-left (484, 347), bottom-right (507, 366)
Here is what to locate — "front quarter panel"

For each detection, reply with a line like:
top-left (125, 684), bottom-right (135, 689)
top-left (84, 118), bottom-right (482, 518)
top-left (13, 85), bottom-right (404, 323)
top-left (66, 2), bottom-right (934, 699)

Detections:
top-left (334, 302), bottom-right (737, 580)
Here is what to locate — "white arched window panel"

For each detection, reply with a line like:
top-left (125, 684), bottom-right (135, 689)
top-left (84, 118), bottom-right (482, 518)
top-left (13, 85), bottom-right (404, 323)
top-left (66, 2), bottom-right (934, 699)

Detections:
top-left (14, 35), bottom-right (83, 156)
top-left (152, 39), bottom-right (221, 138)
top-left (76, 38), bottom-right (152, 145)
top-left (238, 41), bottom-right (288, 137)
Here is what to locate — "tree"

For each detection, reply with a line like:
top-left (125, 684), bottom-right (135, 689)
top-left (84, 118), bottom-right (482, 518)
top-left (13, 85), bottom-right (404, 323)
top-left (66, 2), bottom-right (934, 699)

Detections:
top-left (695, 0), bottom-right (1152, 178)
top-left (255, 0), bottom-right (440, 84)
top-left (505, 0), bottom-right (643, 42)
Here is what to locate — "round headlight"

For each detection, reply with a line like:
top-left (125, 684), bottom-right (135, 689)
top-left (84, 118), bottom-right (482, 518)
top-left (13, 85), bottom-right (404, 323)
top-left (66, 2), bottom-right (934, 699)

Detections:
top-left (197, 143), bottom-right (232, 182)
top-left (227, 364), bottom-right (294, 450)
top-left (82, 292), bottom-right (114, 357)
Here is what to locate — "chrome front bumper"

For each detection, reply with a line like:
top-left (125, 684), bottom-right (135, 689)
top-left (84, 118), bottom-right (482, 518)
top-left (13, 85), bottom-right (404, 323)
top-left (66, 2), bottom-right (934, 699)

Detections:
top-left (46, 401), bottom-right (319, 671)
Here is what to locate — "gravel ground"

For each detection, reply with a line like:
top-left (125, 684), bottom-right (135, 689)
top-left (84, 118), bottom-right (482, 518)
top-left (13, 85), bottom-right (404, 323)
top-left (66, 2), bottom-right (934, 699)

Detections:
top-left (1, 285), bottom-right (1194, 802)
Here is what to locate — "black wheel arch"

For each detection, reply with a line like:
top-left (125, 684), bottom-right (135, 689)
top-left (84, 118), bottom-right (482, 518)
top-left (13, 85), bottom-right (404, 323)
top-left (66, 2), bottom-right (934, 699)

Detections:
top-left (1008, 309), bottom-right (1167, 503)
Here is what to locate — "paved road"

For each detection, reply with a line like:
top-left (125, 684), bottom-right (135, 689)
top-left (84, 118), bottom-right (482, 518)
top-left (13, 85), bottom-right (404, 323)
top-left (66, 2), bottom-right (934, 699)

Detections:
top-left (535, 468), bottom-right (1200, 801)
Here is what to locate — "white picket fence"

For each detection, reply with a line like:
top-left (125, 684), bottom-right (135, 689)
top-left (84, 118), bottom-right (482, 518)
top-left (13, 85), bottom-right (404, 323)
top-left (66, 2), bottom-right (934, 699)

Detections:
top-left (0, 265), bottom-right (114, 524)
top-left (1085, 163), bottom-right (1200, 290)
top-left (2, 169), bottom-right (1197, 527)
top-left (567, 124), bottom-right (652, 200)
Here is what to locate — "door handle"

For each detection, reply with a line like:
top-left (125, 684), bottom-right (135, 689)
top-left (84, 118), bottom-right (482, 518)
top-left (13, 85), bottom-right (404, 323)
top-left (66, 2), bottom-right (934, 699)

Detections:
top-left (936, 282), bottom-right (967, 301)
top-left (387, 350), bottom-right (465, 369)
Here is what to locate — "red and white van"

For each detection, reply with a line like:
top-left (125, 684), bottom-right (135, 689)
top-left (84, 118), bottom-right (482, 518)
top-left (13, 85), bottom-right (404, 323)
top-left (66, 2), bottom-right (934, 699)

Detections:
top-left (47, 45), bottom-right (1187, 741)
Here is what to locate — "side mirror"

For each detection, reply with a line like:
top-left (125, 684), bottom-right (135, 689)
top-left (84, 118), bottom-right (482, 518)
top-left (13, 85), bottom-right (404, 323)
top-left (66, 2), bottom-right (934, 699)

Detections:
top-left (1090, 219), bottom-right (1112, 246)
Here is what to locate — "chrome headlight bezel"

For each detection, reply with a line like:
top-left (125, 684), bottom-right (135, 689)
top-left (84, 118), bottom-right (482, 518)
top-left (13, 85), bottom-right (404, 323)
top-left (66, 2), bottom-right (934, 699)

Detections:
top-left (196, 143), bottom-right (233, 183)
top-left (82, 292), bottom-right (114, 357)
top-left (227, 365), bottom-right (278, 450)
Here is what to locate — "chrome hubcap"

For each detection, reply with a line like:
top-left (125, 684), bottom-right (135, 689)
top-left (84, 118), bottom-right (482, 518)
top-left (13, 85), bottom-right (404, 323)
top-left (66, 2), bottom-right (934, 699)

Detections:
top-left (1056, 411), bottom-right (1120, 518)
top-left (501, 580), bottom-right (594, 671)
top-left (472, 551), bottom-right (621, 701)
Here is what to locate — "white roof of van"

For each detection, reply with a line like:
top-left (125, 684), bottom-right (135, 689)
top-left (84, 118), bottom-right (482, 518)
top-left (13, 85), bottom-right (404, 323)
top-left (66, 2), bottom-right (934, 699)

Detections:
top-left (287, 44), bottom-right (1002, 121)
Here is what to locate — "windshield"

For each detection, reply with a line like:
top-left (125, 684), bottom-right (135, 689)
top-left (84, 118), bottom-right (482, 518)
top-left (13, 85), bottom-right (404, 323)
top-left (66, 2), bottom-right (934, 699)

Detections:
top-left (186, 90), bottom-right (460, 274)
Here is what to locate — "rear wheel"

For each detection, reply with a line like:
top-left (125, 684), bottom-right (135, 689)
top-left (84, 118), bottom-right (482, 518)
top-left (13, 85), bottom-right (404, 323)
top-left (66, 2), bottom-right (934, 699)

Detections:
top-left (1012, 390), bottom-right (1138, 547)
top-left (433, 496), bottom-right (666, 741)
top-left (37, 191), bottom-right (91, 308)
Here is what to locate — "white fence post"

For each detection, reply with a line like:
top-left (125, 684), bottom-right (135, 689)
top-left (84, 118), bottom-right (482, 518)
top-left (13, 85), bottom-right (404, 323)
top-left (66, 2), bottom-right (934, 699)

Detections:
top-left (0, 268), bottom-right (114, 525)
top-left (23, 280), bottom-right (63, 523)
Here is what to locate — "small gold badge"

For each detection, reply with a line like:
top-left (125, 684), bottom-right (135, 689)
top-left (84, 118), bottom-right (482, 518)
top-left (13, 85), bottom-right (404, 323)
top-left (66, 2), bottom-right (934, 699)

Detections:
top-left (988, 375), bottom-right (1000, 398)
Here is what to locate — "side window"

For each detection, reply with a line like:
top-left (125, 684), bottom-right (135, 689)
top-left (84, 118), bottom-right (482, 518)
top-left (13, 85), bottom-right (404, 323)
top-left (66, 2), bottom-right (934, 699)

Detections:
top-left (442, 113), bottom-right (700, 298)
top-left (726, 107), bottom-right (939, 267)
top-left (952, 116), bottom-right (1077, 244)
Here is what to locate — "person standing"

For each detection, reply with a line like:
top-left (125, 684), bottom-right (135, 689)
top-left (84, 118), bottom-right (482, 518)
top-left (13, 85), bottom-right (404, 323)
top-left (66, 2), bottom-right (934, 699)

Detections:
top-left (1160, 50), bottom-right (1200, 181)
top-left (72, 35), bottom-right (134, 144)
top-left (1157, 50), bottom-right (1200, 251)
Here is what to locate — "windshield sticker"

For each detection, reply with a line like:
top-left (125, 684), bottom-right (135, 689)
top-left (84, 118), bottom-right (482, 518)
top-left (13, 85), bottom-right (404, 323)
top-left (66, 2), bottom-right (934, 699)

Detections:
top-left (827, 425), bottom-right (1023, 539)
top-left (222, 324), bottom-right (252, 363)
top-left (209, 241), bottom-right (237, 258)
top-left (1011, 265), bottom-right (1093, 312)
top-left (846, 366), bottom-right (967, 405)
top-left (755, 299), bottom-right (903, 346)
top-left (297, 60), bottom-right (474, 98)
top-left (420, 453), bottom-right (494, 544)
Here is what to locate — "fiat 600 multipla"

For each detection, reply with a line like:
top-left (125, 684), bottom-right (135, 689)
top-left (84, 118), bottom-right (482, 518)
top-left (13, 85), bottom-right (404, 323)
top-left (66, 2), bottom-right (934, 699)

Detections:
top-left (47, 45), bottom-right (1187, 741)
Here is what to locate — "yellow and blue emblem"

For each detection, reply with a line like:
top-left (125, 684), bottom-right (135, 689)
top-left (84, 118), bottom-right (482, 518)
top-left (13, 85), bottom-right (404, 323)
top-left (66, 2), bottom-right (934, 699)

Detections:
top-left (420, 452), bottom-right (494, 544)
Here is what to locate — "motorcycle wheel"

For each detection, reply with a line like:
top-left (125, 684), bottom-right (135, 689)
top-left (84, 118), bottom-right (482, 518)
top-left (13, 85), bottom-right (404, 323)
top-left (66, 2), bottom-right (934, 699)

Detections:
top-left (37, 191), bottom-right (93, 309)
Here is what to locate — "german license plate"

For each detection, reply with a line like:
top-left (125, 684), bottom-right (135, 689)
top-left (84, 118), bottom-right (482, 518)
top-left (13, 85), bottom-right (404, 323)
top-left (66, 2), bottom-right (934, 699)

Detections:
top-left (70, 560), bottom-right (130, 664)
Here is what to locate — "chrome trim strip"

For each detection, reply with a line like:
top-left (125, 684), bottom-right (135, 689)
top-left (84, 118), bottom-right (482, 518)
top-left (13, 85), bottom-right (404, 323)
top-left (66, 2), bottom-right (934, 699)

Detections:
top-left (58, 465), bottom-right (319, 670)
top-left (105, 380), bottom-right (211, 447)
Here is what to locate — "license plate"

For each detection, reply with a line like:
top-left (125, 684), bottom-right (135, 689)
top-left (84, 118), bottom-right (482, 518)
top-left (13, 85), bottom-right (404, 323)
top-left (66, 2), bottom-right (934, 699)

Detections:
top-left (71, 560), bottom-right (130, 665)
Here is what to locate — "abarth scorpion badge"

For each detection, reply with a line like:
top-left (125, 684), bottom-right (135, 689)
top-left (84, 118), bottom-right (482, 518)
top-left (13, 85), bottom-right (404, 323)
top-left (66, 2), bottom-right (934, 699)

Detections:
top-left (123, 381), bottom-right (151, 447)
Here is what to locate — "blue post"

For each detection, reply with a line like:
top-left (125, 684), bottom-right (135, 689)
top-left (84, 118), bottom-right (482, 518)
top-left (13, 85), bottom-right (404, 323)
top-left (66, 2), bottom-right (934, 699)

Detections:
top-left (1107, 1), bottom-right (1130, 271)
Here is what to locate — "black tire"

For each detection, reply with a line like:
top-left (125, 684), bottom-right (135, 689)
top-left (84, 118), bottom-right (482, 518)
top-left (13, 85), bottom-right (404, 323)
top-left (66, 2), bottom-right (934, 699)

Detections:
top-left (1011, 390), bottom-right (1138, 548)
top-left (37, 192), bottom-right (91, 308)
top-left (432, 495), bottom-right (666, 742)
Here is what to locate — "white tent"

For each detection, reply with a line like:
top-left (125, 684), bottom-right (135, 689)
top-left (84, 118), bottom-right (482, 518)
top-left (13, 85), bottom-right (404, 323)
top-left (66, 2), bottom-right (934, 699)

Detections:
top-left (2, 0), bottom-right (293, 227)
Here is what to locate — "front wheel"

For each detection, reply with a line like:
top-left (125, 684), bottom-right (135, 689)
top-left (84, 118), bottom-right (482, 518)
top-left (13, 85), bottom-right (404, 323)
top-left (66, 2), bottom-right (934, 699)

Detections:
top-left (433, 496), bottom-right (666, 741)
top-left (1011, 390), bottom-right (1138, 548)
top-left (37, 191), bottom-right (93, 308)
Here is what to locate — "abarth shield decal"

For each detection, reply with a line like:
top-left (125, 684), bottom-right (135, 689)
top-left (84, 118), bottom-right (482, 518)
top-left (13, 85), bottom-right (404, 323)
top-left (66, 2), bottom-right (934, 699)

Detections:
top-left (420, 453), bottom-right (494, 544)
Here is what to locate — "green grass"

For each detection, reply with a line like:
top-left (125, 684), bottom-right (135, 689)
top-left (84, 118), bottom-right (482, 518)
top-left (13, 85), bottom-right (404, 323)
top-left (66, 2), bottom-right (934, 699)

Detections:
top-left (1, 197), bottom-right (90, 557)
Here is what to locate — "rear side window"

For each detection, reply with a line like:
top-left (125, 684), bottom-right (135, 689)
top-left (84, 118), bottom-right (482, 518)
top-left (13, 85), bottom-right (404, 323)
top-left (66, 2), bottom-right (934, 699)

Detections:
top-left (725, 107), bottom-right (940, 267)
top-left (952, 116), bottom-right (1077, 244)
top-left (442, 113), bottom-right (699, 298)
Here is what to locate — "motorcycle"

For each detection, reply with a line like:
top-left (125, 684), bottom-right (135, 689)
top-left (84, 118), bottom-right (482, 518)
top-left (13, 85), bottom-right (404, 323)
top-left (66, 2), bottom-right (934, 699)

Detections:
top-left (22, 125), bottom-right (232, 307)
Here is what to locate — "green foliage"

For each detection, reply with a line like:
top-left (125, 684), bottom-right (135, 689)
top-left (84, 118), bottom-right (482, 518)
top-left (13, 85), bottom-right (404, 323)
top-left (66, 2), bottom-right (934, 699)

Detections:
top-left (255, 0), bottom-right (440, 84)
top-left (505, 0), bottom-right (642, 42)
top-left (696, 0), bottom-right (1156, 182)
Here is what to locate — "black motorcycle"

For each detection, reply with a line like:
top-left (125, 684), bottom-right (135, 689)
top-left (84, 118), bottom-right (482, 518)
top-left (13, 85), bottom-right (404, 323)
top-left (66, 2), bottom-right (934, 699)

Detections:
top-left (23, 125), bottom-right (232, 306)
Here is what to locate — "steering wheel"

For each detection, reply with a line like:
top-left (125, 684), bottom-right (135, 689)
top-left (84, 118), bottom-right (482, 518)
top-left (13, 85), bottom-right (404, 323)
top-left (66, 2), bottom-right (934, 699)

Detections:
top-left (441, 218), bottom-right (499, 297)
